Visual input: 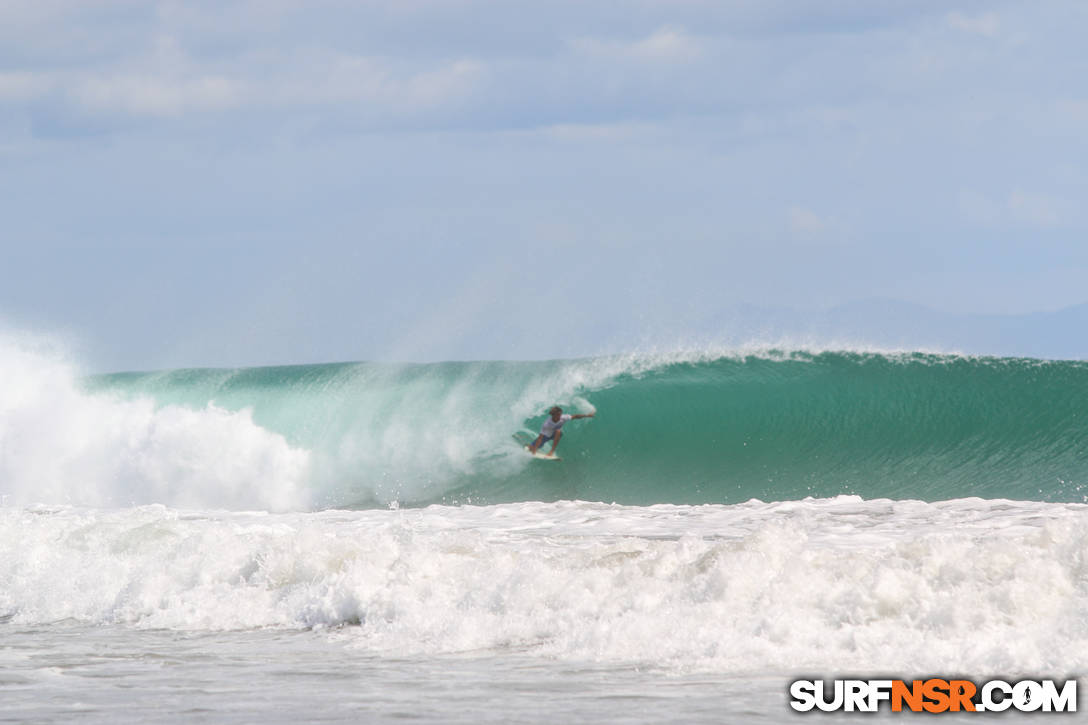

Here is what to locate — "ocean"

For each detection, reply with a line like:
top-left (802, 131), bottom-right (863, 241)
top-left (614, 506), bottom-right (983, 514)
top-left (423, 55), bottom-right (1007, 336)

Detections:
top-left (2, 344), bottom-right (1086, 722)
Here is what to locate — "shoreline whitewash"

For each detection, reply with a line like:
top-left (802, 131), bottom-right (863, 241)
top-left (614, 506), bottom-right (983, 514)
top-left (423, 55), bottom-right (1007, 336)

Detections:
top-left (4, 498), bottom-right (1086, 667)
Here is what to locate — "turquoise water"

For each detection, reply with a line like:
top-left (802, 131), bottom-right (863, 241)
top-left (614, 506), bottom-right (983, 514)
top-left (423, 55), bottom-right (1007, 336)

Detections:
top-left (4, 345), bottom-right (1088, 722)
top-left (85, 351), bottom-right (1088, 509)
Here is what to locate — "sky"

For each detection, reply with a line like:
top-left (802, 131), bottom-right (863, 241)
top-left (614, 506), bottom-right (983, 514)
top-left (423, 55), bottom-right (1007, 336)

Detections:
top-left (1, 1), bottom-right (1086, 370)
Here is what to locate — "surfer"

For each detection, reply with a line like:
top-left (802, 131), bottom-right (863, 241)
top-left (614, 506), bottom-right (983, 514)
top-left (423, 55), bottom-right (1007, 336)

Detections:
top-left (528, 406), bottom-right (595, 456)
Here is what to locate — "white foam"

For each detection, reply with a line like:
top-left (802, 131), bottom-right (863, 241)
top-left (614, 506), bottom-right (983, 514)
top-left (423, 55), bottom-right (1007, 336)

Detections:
top-left (0, 334), bottom-right (311, 511)
top-left (3, 497), bottom-right (1086, 675)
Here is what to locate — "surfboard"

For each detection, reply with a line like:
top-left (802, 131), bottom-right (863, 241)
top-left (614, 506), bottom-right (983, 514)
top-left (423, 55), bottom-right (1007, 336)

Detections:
top-left (525, 446), bottom-right (561, 461)
top-left (512, 432), bottom-right (562, 461)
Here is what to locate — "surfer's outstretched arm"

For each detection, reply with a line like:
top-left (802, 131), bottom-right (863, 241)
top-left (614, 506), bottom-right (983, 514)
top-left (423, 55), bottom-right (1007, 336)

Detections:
top-left (571, 412), bottom-right (595, 420)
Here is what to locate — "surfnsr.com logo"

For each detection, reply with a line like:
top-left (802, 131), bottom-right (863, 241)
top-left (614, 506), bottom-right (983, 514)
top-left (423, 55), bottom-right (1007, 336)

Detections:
top-left (789, 678), bottom-right (1077, 713)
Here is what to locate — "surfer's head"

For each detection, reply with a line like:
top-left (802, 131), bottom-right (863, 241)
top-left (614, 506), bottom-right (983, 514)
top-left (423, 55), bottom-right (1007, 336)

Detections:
top-left (549, 406), bottom-right (562, 420)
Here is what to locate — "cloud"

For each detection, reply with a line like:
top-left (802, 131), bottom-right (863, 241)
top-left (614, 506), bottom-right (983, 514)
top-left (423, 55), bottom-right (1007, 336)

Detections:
top-left (946, 11), bottom-right (1000, 38)
top-left (0, 71), bottom-right (49, 103)
top-left (1008, 190), bottom-right (1067, 228)
top-left (630, 26), bottom-right (704, 62)
top-left (1056, 99), bottom-right (1088, 122)
top-left (959, 189), bottom-right (1073, 228)
top-left (5, 36), bottom-right (484, 125)
top-left (282, 54), bottom-right (483, 111)
top-left (788, 206), bottom-right (829, 235)
top-left (71, 73), bottom-right (242, 117)
top-left (539, 120), bottom-right (661, 143)
top-left (0, 2), bottom-right (1059, 139)
top-left (571, 26), bottom-right (704, 64)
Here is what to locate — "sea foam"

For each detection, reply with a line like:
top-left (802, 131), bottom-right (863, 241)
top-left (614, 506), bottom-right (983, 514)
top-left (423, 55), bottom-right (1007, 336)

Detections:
top-left (2, 497), bottom-right (1086, 674)
top-left (0, 335), bottom-right (310, 511)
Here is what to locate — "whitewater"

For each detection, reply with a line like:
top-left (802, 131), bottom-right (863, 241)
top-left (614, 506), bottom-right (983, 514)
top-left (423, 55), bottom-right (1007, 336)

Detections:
top-left (2, 336), bottom-right (1087, 722)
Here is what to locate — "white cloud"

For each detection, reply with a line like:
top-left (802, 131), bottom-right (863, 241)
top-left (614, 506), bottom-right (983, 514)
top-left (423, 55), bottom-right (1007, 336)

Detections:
top-left (539, 121), bottom-right (661, 143)
top-left (71, 73), bottom-right (242, 117)
top-left (4, 37), bottom-right (483, 122)
top-left (789, 207), bottom-right (829, 235)
top-left (0, 71), bottom-right (50, 103)
top-left (1056, 99), bottom-right (1088, 122)
top-left (572, 26), bottom-right (703, 64)
top-left (960, 189), bottom-right (1072, 228)
top-left (264, 51), bottom-right (483, 113)
top-left (394, 58), bottom-right (483, 109)
top-left (1008, 190), bottom-right (1066, 228)
top-left (946, 11), bottom-right (1000, 38)
top-left (632, 26), bottom-right (703, 62)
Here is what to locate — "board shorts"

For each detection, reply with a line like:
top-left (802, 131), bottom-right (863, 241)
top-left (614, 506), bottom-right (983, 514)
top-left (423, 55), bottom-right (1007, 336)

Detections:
top-left (535, 433), bottom-right (555, 444)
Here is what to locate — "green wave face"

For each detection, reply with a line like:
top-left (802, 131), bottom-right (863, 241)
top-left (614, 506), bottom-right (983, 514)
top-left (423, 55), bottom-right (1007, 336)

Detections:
top-left (87, 352), bottom-right (1088, 508)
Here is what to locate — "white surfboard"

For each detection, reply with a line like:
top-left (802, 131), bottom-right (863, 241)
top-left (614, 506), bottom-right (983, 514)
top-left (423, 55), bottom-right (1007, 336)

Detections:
top-left (524, 446), bottom-right (561, 461)
top-left (512, 433), bottom-right (562, 460)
